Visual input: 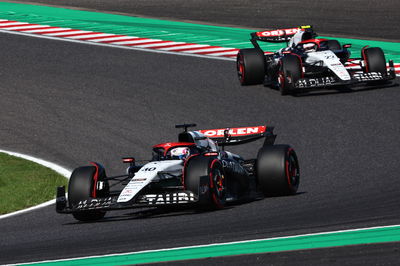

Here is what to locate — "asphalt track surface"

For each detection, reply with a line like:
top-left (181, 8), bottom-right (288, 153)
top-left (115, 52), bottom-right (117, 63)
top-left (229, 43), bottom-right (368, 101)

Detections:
top-left (0, 1), bottom-right (399, 265)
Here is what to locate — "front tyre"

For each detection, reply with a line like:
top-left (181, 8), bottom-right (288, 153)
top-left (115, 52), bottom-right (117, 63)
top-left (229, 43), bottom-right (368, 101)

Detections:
top-left (68, 165), bottom-right (109, 222)
top-left (327, 40), bottom-right (341, 51)
top-left (236, 48), bottom-right (265, 85)
top-left (278, 55), bottom-right (302, 95)
top-left (209, 160), bottom-right (226, 208)
top-left (256, 145), bottom-right (300, 196)
top-left (184, 156), bottom-right (226, 210)
top-left (362, 47), bottom-right (387, 75)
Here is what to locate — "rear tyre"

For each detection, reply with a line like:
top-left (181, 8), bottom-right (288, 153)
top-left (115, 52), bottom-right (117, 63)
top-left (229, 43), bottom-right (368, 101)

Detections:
top-left (362, 47), bottom-right (387, 75)
top-left (278, 55), bottom-right (302, 95)
top-left (236, 48), bottom-right (265, 85)
top-left (185, 156), bottom-right (226, 209)
top-left (256, 145), bottom-right (300, 196)
top-left (68, 166), bottom-right (109, 222)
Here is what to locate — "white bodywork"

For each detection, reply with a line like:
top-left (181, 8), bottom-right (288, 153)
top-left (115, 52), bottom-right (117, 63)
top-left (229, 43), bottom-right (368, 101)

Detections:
top-left (305, 50), bottom-right (351, 81)
top-left (288, 30), bottom-right (305, 48)
top-left (117, 160), bottom-right (183, 203)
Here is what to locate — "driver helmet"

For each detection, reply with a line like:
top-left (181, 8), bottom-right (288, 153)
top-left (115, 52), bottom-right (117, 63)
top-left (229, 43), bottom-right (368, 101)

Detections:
top-left (169, 147), bottom-right (190, 160)
top-left (303, 42), bottom-right (317, 52)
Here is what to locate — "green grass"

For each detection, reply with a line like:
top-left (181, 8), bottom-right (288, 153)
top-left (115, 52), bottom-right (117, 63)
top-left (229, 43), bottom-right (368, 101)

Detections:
top-left (0, 152), bottom-right (68, 214)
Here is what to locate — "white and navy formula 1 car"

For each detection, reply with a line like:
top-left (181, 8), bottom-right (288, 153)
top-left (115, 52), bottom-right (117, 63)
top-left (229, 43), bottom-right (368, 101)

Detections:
top-left (237, 25), bottom-right (396, 95)
top-left (56, 124), bottom-right (300, 222)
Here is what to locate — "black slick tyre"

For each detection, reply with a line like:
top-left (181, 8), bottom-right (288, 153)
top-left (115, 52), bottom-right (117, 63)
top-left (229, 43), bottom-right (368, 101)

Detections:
top-left (278, 55), bottom-right (302, 95)
top-left (256, 145), bottom-right (300, 196)
top-left (236, 48), bottom-right (265, 85)
top-left (68, 165), bottom-right (108, 222)
top-left (327, 40), bottom-right (341, 51)
top-left (362, 47), bottom-right (387, 75)
top-left (184, 156), bottom-right (226, 209)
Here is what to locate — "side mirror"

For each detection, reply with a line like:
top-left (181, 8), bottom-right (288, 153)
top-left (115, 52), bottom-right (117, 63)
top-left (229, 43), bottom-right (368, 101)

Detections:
top-left (122, 157), bottom-right (135, 166)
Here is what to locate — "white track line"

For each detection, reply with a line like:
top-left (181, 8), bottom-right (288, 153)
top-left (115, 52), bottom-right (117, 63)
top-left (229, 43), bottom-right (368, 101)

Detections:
top-left (23, 27), bottom-right (71, 33)
top-left (111, 38), bottom-right (161, 45)
top-left (159, 44), bottom-right (209, 51)
top-left (134, 41), bottom-right (185, 48)
top-left (88, 35), bottom-right (134, 42)
top-left (205, 50), bottom-right (239, 56)
top-left (44, 30), bottom-right (91, 36)
top-left (67, 33), bottom-right (114, 39)
top-left (1, 25), bottom-right (48, 30)
top-left (0, 149), bottom-right (71, 220)
top-left (0, 22), bottom-right (29, 26)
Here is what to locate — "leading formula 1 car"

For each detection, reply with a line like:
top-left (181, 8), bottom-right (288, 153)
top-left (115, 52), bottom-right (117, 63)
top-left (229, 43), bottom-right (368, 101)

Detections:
top-left (56, 124), bottom-right (300, 222)
top-left (237, 25), bottom-right (396, 95)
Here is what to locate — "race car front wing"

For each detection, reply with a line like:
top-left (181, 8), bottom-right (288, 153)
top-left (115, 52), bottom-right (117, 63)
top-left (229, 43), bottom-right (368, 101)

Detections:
top-left (295, 72), bottom-right (394, 89)
top-left (294, 62), bottom-right (396, 89)
top-left (56, 186), bottom-right (198, 213)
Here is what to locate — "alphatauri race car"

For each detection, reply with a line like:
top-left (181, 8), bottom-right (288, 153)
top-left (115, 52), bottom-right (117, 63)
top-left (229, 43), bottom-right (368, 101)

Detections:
top-left (237, 26), bottom-right (396, 95)
top-left (56, 124), bottom-right (300, 222)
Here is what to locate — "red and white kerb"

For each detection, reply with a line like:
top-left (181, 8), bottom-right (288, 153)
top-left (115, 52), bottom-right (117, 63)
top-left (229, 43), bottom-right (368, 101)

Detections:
top-left (0, 19), bottom-right (239, 58)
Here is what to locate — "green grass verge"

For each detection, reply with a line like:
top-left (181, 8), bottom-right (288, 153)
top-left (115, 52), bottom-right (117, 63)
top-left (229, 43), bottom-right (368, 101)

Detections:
top-left (0, 152), bottom-right (68, 214)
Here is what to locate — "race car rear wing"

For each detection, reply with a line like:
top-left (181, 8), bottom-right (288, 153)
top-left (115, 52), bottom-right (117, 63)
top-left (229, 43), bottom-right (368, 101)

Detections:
top-left (250, 25), bottom-right (314, 48)
top-left (198, 126), bottom-right (276, 146)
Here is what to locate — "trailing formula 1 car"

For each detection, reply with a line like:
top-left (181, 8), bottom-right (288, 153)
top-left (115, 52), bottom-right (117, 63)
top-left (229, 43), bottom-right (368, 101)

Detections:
top-left (56, 124), bottom-right (300, 222)
top-left (236, 25), bottom-right (396, 95)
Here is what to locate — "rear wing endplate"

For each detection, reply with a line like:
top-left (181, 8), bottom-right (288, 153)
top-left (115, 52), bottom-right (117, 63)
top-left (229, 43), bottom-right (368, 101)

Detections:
top-left (198, 126), bottom-right (276, 146)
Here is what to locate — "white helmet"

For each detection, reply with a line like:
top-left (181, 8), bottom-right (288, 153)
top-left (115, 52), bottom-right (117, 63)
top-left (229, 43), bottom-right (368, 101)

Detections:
top-left (169, 147), bottom-right (190, 160)
top-left (303, 42), bottom-right (317, 52)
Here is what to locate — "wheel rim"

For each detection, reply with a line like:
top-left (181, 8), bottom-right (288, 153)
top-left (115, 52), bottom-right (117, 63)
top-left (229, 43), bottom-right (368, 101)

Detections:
top-left (278, 71), bottom-right (285, 89)
top-left (211, 167), bottom-right (226, 206)
top-left (285, 151), bottom-right (299, 190)
top-left (213, 168), bottom-right (225, 197)
top-left (237, 54), bottom-right (245, 83)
